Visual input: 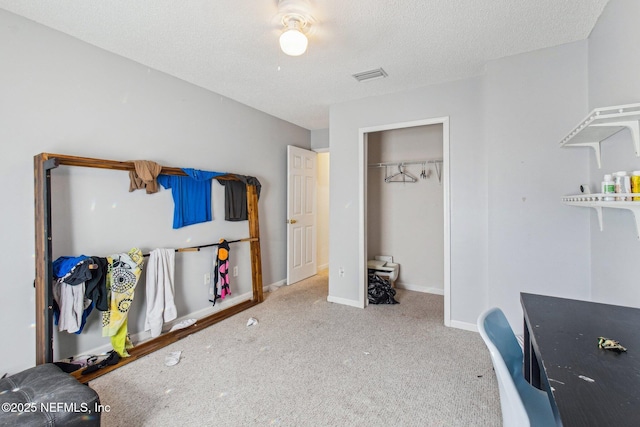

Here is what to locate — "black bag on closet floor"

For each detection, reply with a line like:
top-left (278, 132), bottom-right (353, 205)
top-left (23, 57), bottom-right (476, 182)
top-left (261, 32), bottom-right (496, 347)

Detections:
top-left (368, 273), bottom-right (399, 304)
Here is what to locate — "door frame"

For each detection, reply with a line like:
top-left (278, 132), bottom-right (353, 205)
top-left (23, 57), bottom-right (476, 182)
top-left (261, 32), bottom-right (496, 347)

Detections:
top-left (359, 116), bottom-right (451, 326)
top-left (313, 148), bottom-right (330, 271)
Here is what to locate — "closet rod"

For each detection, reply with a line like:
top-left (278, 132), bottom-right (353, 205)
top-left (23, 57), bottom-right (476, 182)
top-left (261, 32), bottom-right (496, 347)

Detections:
top-left (368, 159), bottom-right (443, 168)
top-left (142, 237), bottom-right (258, 257)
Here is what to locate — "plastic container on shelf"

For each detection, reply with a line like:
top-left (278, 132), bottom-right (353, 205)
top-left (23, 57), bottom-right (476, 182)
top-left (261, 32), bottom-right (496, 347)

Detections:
top-left (632, 171), bottom-right (640, 201)
top-left (614, 172), bottom-right (623, 200)
top-left (624, 172), bottom-right (633, 201)
top-left (614, 171), bottom-right (632, 201)
top-left (602, 174), bottom-right (615, 201)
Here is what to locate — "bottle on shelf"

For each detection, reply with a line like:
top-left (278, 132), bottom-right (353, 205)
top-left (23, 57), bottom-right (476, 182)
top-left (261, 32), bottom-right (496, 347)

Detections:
top-left (624, 172), bottom-right (632, 201)
top-left (602, 174), bottom-right (615, 201)
top-left (632, 171), bottom-right (640, 201)
top-left (614, 172), bottom-right (623, 200)
top-left (614, 171), bottom-right (632, 201)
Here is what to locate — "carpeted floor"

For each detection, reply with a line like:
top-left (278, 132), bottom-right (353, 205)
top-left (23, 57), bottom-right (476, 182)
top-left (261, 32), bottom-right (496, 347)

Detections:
top-left (90, 270), bottom-right (501, 426)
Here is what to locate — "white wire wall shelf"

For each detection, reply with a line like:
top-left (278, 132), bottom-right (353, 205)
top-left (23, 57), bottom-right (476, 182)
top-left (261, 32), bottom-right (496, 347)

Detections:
top-left (562, 193), bottom-right (640, 239)
top-left (560, 103), bottom-right (640, 169)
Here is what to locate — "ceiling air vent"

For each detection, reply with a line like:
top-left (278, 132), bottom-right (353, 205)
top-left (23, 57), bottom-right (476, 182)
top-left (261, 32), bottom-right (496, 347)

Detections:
top-left (352, 68), bottom-right (388, 82)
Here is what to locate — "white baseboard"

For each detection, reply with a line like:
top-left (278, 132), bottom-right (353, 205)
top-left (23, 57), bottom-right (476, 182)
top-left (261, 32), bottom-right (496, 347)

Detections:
top-left (317, 263), bottom-right (329, 271)
top-left (395, 282), bottom-right (444, 295)
top-left (327, 295), bottom-right (364, 309)
top-left (450, 319), bottom-right (478, 332)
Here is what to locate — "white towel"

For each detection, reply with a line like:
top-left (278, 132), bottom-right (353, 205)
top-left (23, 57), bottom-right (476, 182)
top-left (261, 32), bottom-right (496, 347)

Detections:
top-left (144, 248), bottom-right (177, 338)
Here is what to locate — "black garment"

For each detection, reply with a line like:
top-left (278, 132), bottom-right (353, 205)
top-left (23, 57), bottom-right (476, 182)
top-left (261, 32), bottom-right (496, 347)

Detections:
top-left (368, 273), bottom-right (399, 304)
top-left (63, 260), bottom-right (93, 285)
top-left (218, 175), bottom-right (261, 221)
top-left (84, 257), bottom-right (109, 311)
top-left (81, 350), bottom-right (120, 375)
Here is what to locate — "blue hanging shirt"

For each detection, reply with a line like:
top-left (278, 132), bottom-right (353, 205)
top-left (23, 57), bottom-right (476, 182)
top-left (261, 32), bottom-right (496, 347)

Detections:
top-left (157, 168), bottom-right (227, 229)
top-left (52, 255), bottom-right (90, 278)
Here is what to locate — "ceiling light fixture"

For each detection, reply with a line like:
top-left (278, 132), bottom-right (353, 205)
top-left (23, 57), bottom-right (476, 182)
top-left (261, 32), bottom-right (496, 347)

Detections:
top-left (279, 16), bottom-right (308, 56)
top-left (277, 0), bottom-right (313, 56)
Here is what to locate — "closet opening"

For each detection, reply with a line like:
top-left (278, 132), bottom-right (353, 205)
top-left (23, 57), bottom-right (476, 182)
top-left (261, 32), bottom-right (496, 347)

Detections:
top-left (358, 117), bottom-right (450, 326)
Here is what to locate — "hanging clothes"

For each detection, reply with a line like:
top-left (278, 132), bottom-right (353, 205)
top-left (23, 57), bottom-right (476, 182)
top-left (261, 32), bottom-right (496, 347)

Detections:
top-left (217, 175), bottom-right (262, 221)
top-left (52, 258), bottom-right (94, 333)
top-left (157, 168), bottom-right (226, 229)
top-left (84, 257), bottom-right (109, 311)
top-left (209, 239), bottom-right (231, 306)
top-left (75, 300), bottom-right (95, 335)
top-left (53, 255), bottom-right (89, 279)
top-left (53, 279), bottom-right (89, 333)
top-left (129, 160), bottom-right (163, 194)
top-left (217, 240), bottom-right (231, 299)
top-left (144, 248), bottom-right (177, 338)
top-left (52, 256), bottom-right (108, 334)
top-left (102, 248), bottom-right (144, 357)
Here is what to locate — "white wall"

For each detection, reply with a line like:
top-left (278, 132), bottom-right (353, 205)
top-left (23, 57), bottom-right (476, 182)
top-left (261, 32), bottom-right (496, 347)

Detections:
top-left (484, 41), bottom-right (592, 326)
top-left (316, 152), bottom-right (330, 270)
top-left (587, 0), bottom-right (640, 307)
top-left (329, 76), bottom-right (487, 327)
top-left (0, 10), bottom-right (309, 375)
top-left (367, 125), bottom-right (444, 293)
top-left (311, 128), bottom-right (330, 150)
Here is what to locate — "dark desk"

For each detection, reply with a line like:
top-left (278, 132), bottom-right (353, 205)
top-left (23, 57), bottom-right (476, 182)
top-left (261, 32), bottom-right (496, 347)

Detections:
top-left (521, 293), bottom-right (640, 426)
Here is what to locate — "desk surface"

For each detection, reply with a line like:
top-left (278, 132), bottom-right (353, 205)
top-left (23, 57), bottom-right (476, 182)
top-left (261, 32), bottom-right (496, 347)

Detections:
top-left (521, 293), bottom-right (640, 427)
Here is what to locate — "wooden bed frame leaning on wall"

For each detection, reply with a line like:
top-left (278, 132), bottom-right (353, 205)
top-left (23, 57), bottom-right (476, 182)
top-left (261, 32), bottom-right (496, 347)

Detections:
top-left (34, 153), bottom-right (264, 382)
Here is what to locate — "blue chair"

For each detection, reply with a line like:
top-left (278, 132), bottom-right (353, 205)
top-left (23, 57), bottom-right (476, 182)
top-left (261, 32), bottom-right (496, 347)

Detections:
top-left (477, 308), bottom-right (556, 427)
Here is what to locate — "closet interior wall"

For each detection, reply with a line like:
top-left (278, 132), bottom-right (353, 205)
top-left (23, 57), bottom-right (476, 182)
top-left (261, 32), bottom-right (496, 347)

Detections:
top-left (367, 125), bottom-right (444, 293)
top-left (34, 153), bottom-right (264, 382)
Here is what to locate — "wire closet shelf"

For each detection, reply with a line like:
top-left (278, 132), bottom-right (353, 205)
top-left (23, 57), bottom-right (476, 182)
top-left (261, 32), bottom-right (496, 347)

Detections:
top-left (368, 159), bottom-right (443, 183)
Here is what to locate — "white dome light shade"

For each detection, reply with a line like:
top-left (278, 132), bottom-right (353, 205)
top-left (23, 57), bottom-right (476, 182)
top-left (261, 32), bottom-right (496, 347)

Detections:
top-left (279, 27), bottom-right (308, 56)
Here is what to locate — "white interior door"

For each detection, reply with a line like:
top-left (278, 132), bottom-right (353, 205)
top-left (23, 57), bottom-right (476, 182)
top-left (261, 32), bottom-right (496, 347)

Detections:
top-left (287, 145), bottom-right (317, 285)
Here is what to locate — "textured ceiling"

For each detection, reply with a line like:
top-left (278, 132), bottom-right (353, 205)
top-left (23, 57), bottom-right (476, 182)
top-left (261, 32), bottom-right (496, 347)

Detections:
top-left (0, 0), bottom-right (609, 130)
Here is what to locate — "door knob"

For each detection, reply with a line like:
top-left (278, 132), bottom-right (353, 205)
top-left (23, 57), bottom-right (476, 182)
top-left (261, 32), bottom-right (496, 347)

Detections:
top-left (287, 219), bottom-right (297, 224)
